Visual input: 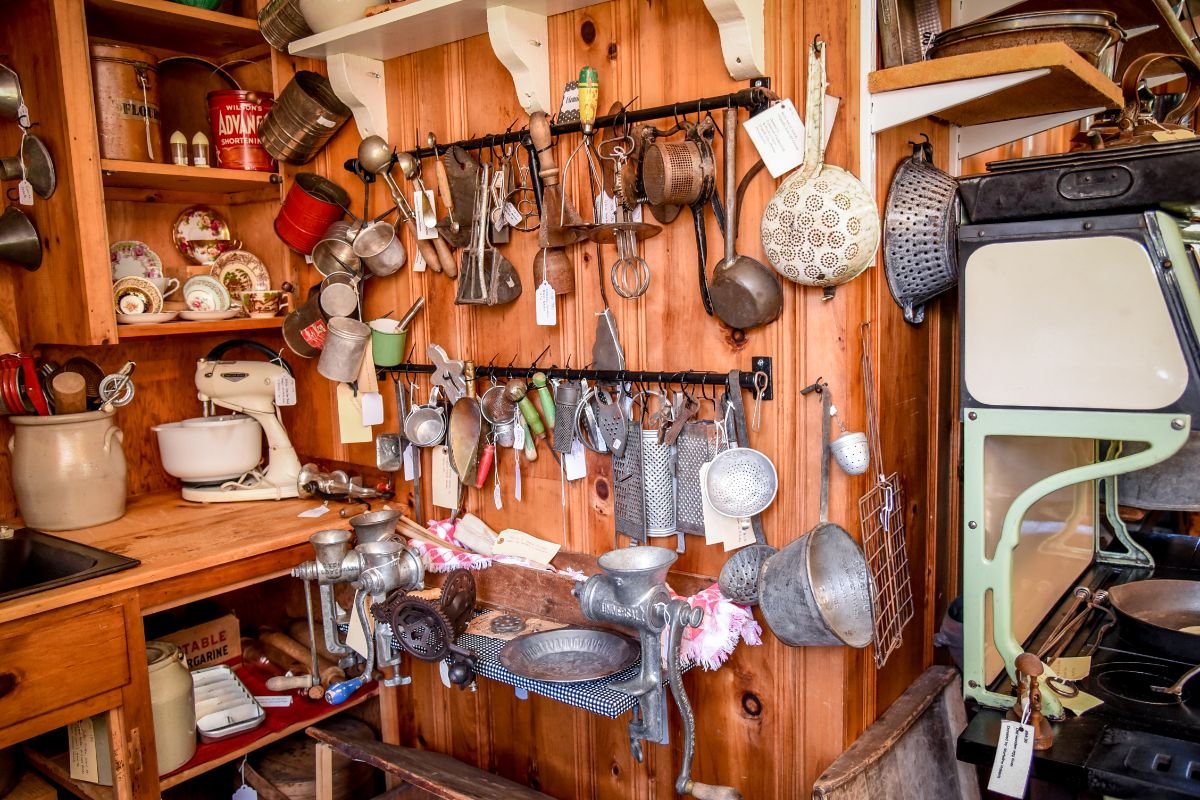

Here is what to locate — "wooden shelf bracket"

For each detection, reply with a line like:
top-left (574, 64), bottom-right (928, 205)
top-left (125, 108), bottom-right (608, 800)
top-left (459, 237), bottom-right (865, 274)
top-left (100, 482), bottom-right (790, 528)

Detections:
top-left (487, 5), bottom-right (551, 113)
top-left (328, 53), bottom-right (389, 141)
top-left (700, 0), bottom-right (766, 80)
top-left (869, 68), bottom-right (1049, 132)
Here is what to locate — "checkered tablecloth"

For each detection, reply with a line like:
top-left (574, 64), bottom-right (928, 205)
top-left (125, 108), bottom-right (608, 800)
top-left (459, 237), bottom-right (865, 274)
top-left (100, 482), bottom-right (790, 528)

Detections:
top-left (343, 613), bottom-right (692, 718)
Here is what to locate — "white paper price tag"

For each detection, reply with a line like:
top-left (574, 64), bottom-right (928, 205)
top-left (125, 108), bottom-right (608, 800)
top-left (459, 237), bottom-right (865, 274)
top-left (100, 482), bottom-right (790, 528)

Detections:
top-left (233, 785), bottom-right (258, 800)
top-left (514, 418), bottom-right (527, 449)
top-left (565, 439), bottom-right (588, 481)
top-left (987, 720), bottom-right (1035, 799)
top-left (304, 253), bottom-right (314, 265)
top-left (16, 103), bottom-right (29, 128)
top-left (598, 192), bottom-right (618, 224)
top-left (494, 528), bottom-right (561, 565)
top-left (298, 502), bottom-right (331, 518)
top-left (514, 453), bottom-right (523, 501)
top-left (17, 179), bottom-right (33, 206)
top-left (68, 719), bottom-right (99, 783)
top-left (413, 245), bottom-right (426, 272)
top-left (432, 445), bottom-right (458, 509)
top-left (403, 444), bottom-right (415, 480)
top-left (744, 99), bottom-right (805, 178)
top-left (503, 202), bottom-right (523, 227)
top-left (415, 190), bottom-right (438, 239)
top-left (346, 595), bottom-right (374, 658)
top-left (361, 392), bottom-right (384, 426)
top-left (274, 373), bottom-right (297, 406)
top-left (535, 281), bottom-right (556, 326)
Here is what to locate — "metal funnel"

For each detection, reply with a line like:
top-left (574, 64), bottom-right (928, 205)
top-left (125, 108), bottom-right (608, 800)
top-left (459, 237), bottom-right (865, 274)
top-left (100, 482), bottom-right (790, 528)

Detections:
top-left (349, 509), bottom-right (401, 543)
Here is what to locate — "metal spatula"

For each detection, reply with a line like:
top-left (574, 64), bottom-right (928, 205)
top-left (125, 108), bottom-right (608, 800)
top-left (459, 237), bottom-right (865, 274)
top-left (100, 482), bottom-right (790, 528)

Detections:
top-left (376, 375), bottom-right (405, 473)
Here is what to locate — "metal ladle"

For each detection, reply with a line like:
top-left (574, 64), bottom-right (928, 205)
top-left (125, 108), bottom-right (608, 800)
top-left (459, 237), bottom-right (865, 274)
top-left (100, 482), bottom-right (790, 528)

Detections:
top-left (356, 136), bottom-right (458, 277)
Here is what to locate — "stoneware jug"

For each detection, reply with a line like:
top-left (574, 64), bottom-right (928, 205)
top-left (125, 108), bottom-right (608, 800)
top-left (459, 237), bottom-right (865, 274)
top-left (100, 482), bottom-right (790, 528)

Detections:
top-left (8, 409), bottom-right (127, 530)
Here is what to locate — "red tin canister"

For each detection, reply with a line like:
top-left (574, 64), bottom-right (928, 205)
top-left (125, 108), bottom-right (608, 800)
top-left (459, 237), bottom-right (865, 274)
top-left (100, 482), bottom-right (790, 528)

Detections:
top-left (274, 173), bottom-right (350, 255)
top-left (207, 90), bottom-right (275, 171)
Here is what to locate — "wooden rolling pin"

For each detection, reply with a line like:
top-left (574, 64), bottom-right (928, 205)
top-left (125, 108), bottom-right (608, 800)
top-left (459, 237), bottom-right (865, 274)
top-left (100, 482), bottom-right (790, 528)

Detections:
top-left (243, 637), bottom-right (324, 700)
top-left (51, 371), bottom-right (87, 414)
top-left (286, 620), bottom-right (344, 666)
top-left (259, 629), bottom-right (345, 688)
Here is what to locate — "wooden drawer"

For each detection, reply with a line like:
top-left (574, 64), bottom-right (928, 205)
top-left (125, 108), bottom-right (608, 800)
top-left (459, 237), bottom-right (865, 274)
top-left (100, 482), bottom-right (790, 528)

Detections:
top-left (0, 602), bottom-right (130, 735)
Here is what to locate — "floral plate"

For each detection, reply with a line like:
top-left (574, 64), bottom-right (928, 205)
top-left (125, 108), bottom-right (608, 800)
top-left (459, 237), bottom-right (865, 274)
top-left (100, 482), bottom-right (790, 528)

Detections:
top-left (212, 250), bottom-right (270, 296)
top-left (173, 205), bottom-right (232, 260)
top-left (110, 240), bottom-right (163, 280)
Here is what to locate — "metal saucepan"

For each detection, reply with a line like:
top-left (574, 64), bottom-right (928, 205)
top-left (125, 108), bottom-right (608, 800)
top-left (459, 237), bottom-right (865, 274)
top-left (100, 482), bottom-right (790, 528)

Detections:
top-left (1108, 579), bottom-right (1200, 663)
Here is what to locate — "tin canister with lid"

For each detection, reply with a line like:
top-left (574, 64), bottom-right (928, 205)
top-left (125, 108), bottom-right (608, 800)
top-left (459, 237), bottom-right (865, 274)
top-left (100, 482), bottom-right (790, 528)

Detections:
top-left (207, 90), bottom-right (275, 171)
top-left (146, 640), bottom-right (197, 774)
top-left (258, 71), bottom-right (350, 164)
top-left (89, 44), bottom-right (161, 162)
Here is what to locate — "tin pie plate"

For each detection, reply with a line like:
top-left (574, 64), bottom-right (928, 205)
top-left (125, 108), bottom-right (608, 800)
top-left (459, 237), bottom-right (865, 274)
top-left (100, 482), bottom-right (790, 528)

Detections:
top-left (498, 628), bottom-right (639, 683)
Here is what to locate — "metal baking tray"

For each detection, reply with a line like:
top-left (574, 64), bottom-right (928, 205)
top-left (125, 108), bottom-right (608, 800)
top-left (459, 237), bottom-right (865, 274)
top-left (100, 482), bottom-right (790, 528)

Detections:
top-left (957, 138), bottom-right (1200, 223)
top-left (498, 628), bottom-right (639, 683)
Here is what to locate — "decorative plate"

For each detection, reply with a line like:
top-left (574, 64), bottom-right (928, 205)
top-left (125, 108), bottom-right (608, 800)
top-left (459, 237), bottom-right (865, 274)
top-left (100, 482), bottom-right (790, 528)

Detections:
top-left (116, 311), bottom-right (179, 324)
top-left (182, 274), bottom-right (231, 312)
top-left (212, 250), bottom-right (270, 295)
top-left (110, 240), bottom-right (163, 280)
top-left (113, 275), bottom-right (164, 314)
top-left (179, 309), bottom-right (242, 321)
top-left (173, 205), bottom-right (232, 258)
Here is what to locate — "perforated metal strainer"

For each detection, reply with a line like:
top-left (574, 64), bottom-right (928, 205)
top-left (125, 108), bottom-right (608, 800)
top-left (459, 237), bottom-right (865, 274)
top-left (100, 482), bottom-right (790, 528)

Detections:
top-left (705, 446), bottom-right (778, 538)
top-left (882, 138), bottom-right (959, 324)
top-left (718, 543), bottom-right (777, 605)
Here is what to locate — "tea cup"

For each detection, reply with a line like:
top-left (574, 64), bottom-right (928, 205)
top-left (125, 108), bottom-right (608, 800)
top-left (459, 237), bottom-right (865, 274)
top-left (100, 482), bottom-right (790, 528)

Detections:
top-left (238, 289), bottom-right (291, 318)
top-left (148, 276), bottom-right (181, 298)
top-left (183, 238), bottom-right (242, 266)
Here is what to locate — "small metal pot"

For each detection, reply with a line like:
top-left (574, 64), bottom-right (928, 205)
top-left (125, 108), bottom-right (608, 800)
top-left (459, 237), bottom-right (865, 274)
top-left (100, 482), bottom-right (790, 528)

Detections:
top-left (282, 286), bottom-right (327, 358)
top-left (404, 389), bottom-right (446, 447)
top-left (319, 272), bottom-right (359, 317)
top-left (352, 220), bottom-right (406, 277)
top-left (316, 316), bottom-right (370, 383)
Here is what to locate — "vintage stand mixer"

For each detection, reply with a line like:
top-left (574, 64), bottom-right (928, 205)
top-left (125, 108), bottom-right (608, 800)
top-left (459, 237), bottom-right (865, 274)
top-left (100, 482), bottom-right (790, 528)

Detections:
top-left (185, 340), bottom-right (302, 503)
top-left (575, 546), bottom-right (742, 800)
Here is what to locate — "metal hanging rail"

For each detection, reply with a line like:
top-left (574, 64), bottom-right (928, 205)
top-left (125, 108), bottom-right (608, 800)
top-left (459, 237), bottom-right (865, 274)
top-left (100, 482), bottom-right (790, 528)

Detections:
top-left (406, 86), bottom-right (774, 159)
top-left (378, 356), bottom-right (774, 400)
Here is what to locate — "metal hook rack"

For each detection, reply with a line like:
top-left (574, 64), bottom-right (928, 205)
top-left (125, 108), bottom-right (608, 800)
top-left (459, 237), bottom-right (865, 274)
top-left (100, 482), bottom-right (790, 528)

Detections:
top-left (403, 86), bottom-right (775, 161)
top-left (378, 356), bottom-right (774, 400)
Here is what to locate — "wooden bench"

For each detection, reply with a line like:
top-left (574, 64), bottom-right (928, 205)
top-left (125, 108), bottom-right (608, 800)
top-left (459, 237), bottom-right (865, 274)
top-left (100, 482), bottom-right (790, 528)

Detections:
top-left (305, 726), bottom-right (555, 800)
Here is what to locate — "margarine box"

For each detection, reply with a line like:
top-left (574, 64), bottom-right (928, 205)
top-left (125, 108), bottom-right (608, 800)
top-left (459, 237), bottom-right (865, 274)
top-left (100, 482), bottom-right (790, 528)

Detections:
top-left (147, 602), bottom-right (241, 670)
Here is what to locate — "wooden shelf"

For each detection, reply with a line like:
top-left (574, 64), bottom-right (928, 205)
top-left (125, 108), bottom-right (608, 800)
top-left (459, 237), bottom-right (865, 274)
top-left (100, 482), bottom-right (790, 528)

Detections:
top-left (84, 0), bottom-right (268, 59)
top-left (25, 686), bottom-right (377, 797)
top-left (101, 160), bottom-right (280, 194)
top-left (288, 0), bottom-right (606, 61)
top-left (117, 316), bottom-right (284, 339)
top-left (867, 42), bottom-right (1123, 131)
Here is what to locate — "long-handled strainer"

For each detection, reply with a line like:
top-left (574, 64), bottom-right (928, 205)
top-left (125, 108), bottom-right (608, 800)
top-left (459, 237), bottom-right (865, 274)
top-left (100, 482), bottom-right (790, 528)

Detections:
top-left (858, 322), bottom-right (913, 667)
top-left (704, 447), bottom-right (778, 539)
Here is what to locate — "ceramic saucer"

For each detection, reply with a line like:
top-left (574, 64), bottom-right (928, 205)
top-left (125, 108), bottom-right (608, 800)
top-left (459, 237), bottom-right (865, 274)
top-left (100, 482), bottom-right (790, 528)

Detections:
top-left (113, 275), bottom-right (164, 314)
top-left (183, 274), bottom-right (231, 312)
top-left (110, 240), bottom-right (163, 280)
top-left (116, 311), bottom-right (179, 324)
top-left (179, 310), bottom-right (241, 322)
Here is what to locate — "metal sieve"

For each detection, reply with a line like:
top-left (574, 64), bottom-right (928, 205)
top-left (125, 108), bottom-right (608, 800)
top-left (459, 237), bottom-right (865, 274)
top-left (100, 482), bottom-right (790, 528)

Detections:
top-left (642, 139), bottom-right (706, 207)
top-left (704, 446), bottom-right (777, 539)
top-left (882, 137), bottom-right (959, 324)
top-left (718, 543), bottom-right (777, 605)
top-left (481, 384), bottom-right (517, 448)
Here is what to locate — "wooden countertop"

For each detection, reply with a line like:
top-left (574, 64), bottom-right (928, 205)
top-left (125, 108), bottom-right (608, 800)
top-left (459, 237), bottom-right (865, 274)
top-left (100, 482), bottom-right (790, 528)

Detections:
top-left (0, 491), bottom-right (337, 625)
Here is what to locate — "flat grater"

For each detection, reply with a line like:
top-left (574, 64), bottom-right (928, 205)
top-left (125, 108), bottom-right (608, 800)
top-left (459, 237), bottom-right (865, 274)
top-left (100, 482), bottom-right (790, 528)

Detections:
top-left (675, 420), bottom-right (719, 535)
top-left (613, 418), bottom-right (645, 542)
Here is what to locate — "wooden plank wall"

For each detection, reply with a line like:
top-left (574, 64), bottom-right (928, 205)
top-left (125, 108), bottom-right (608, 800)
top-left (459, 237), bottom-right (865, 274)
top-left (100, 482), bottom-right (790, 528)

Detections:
top-left (273, 0), bottom-right (949, 794)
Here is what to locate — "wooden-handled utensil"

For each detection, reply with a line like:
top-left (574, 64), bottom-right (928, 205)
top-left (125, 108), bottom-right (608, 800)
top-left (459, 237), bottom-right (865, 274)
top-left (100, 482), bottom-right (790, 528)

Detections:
top-left (529, 111), bottom-right (586, 247)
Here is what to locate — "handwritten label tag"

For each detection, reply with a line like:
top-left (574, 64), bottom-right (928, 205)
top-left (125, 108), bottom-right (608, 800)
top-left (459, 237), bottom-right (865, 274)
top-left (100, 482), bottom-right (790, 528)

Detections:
top-left (535, 281), bottom-right (556, 326)
top-left (413, 245), bottom-right (426, 272)
top-left (432, 446), bottom-right (458, 509)
top-left (701, 463), bottom-right (740, 546)
top-left (298, 502), bottom-right (331, 518)
top-left (403, 444), bottom-right (415, 480)
top-left (494, 528), bottom-right (561, 565)
top-left (1048, 656), bottom-right (1091, 682)
top-left (336, 383), bottom-right (373, 443)
top-left (415, 190), bottom-right (438, 239)
top-left (346, 595), bottom-right (374, 658)
top-left (17, 179), bottom-right (33, 206)
top-left (514, 417), bottom-right (527, 450)
top-left (598, 191), bottom-right (618, 224)
top-left (275, 373), bottom-right (297, 406)
top-left (565, 439), bottom-right (588, 480)
top-left (987, 720), bottom-right (1035, 799)
top-left (254, 695), bottom-right (293, 708)
top-left (514, 452), bottom-right (523, 501)
top-left (361, 392), bottom-right (384, 426)
top-left (744, 99), bottom-right (805, 177)
top-left (68, 719), bottom-right (100, 783)
top-left (723, 520), bottom-right (758, 551)
top-left (503, 202), bottom-right (523, 227)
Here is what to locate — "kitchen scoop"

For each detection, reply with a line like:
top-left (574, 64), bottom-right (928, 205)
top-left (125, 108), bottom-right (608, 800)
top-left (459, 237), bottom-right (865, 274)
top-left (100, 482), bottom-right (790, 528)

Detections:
top-left (704, 446), bottom-right (778, 538)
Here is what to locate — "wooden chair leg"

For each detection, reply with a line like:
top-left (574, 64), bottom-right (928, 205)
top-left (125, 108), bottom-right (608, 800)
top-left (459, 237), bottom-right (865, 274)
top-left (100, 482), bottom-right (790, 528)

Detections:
top-left (315, 741), bottom-right (335, 800)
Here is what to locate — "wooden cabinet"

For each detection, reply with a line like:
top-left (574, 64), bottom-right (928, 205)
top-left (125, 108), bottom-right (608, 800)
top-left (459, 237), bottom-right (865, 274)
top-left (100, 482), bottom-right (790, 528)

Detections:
top-left (0, 0), bottom-right (296, 347)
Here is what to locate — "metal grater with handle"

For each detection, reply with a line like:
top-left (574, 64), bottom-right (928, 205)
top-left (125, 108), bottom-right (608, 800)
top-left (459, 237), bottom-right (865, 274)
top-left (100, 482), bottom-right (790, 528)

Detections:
top-left (552, 381), bottom-right (582, 455)
top-left (613, 418), bottom-right (645, 542)
top-left (640, 428), bottom-right (678, 545)
top-left (674, 420), bottom-right (719, 535)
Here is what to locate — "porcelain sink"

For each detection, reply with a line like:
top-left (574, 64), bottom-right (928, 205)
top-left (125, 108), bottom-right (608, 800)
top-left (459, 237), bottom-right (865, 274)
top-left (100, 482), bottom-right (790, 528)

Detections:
top-left (0, 526), bottom-right (139, 603)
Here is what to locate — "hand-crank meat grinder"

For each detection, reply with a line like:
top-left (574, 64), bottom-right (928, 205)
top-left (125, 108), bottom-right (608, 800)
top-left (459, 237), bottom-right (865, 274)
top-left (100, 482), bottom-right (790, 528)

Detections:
top-left (575, 546), bottom-right (742, 800)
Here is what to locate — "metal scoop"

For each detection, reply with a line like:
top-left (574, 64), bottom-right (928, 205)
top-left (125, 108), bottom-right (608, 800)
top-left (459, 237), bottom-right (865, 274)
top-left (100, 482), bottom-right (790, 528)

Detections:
top-left (704, 447), bottom-right (778, 538)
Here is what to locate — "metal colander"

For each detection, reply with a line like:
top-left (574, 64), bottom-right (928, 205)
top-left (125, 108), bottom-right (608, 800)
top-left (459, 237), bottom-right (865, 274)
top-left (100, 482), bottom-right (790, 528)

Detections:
top-left (640, 427), bottom-right (677, 538)
top-left (613, 419), bottom-right (645, 542)
top-left (882, 139), bottom-right (959, 324)
top-left (642, 139), bottom-right (706, 206)
top-left (675, 421), bottom-right (720, 535)
top-left (718, 544), bottom-right (777, 605)
top-left (552, 382), bottom-right (581, 455)
top-left (704, 447), bottom-right (778, 518)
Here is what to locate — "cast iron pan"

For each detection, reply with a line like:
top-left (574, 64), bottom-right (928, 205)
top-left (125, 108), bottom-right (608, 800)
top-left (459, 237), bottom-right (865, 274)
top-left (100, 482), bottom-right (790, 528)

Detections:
top-left (1108, 578), bottom-right (1200, 662)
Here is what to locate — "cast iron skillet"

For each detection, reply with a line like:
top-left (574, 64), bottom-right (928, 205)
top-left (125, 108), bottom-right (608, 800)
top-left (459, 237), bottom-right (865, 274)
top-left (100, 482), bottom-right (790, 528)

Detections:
top-left (1108, 578), bottom-right (1200, 662)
